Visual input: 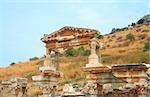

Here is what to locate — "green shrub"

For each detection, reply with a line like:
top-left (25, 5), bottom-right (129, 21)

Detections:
top-left (74, 76), bottom-right (82, 82)
top-left (65, 48), bottom-right (75, 57)
top-left (144, 41), bottom-right (150, 51)
top-left (110, 28), bottom-right (121, 34)
top-left (29, 57), bottom-right (39, 61)
top-left (83, 49), bottom-right (90, 56)
top-left (63, 79), bottom-right (71, 84)
top-left (77, 47), bottom-right (85, 56)
top-left (9, 62), bottom-right (16, 66)
top-left (126, 33), bottom-right (135, 41)
top-left (97, 35), bottom-right (103, 39)
top-left (65, 47), bottom-right (90, 57)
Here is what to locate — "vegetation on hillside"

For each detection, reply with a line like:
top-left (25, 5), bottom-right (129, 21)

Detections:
top-left (65, 47), bottom-right (90, 57)
top-left (126, 33), bottom-right (135, 41)
top-left (144, 41), bottom-right (150, 51)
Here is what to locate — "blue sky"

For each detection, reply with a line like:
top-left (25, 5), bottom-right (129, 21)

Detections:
top-left (0, 0), bottom-right (149, 67)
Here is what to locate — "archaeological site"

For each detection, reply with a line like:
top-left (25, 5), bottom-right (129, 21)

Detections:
top-left (0, 26), bottom-right (150, 97)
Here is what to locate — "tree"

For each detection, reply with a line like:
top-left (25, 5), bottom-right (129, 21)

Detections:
top-left (97, 35), bottom-right (103, 39)
top-left (126, 33), bottom-right (135, 41)
top-left (83, 49), bottom-right (90, 56)
top-left (115, 28), bottom-right (120, 32)
top-left (111, 28), bottom-right (116, 32)
top-left (77, 47), bottom-right (85, 56)
top-left (10, 62), bottom-right (16, 66)
top-left (144, 41), bottom-right (150, 51)
top-left (131, 23), bottom-right (136, 26)
top-left (137, 19), bottom-right (144, 24)
top-left (29, 57), bottom-right (39, 61)
top-left (110, 28), bottom-right (117, 34)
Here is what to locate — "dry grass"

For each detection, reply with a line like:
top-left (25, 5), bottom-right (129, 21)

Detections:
top-left (100, 25), bottom-right (150, 56)
top-left (0, 59), bottom-right (44, 81)
top-left (60, 56), bottom-right (87, 79)
top-left (102, 51), bottom-right (150, 64)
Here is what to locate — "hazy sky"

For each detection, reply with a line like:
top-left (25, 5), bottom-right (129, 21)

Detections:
top-left (0, 0), bottom-right (149, 67)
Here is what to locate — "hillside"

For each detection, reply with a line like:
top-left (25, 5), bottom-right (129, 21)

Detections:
top-left (0, 15), bottom-right (150, 82)
top-left (100, 25), bottom-right (150, 64)
top-left (0, 59), bottom-right (44, 81)
top-left (99, 14), bottom-right (150, 64)
top-left (0, 25), bottom-right (149, 82)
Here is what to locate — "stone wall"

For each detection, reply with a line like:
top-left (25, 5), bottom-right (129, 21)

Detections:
top-left (103, 89), bottom-right (138, 97)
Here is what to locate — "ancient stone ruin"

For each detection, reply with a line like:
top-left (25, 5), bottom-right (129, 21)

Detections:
top-left (1, 77), bottom-right (28, 97)
top-left (32, 26), bottom-right (100, 97)
top-left (0, 26), bottom-right (150, 97)
top-left (37, 26), bottom-right (150, 97)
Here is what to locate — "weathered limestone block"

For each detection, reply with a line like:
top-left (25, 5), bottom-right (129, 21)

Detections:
top-left (62, 84), bottom-right (85, 97)
top-left (9, 77), bottom-right (28, 97)
top-left (124, 83), bottom-right (135, 89)
top-left (112, 64), bottom-right (149, 97)
top-left (1, 80), bottom-right (11, 86)
top-left (32, 75), bottom-right (44, 82)
top-left (137, 86), bottom-right (148, 97)
top-left (39, 66), bottom-right (56, 73)
top-left (138, 78), bottom-right (148, 87)
top-left (0, 85), bottom-right (3, 97)
top-left (82, 82), bottom-right (98, 97)
top-left (102, 84), bottom-right (113, 94)
top-left (11, 85), bottom-right (20, 97)
top-left (63, 84), bottom-right (76, 95)
top-left (112, 64), bottom-right (148, 85)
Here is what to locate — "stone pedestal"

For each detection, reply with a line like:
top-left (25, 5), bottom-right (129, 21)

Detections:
top-left (112, 64), bottom-right (149, 97)
top-left (32, 71), bottom-right (60, 97)
top-left (43, 91), bottom-right (50, 97)
top-left (83, 66), bottom-right (111, 97)
top-left (82, 38), bottom-right (107, 97)
top-left (86, 38), bottom-right (102, 67)
top-left (32, 51), bottom-right (62, 97)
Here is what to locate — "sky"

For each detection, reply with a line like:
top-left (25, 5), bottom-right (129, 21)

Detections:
top-left (0, 0), bottom-right (149, 67)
